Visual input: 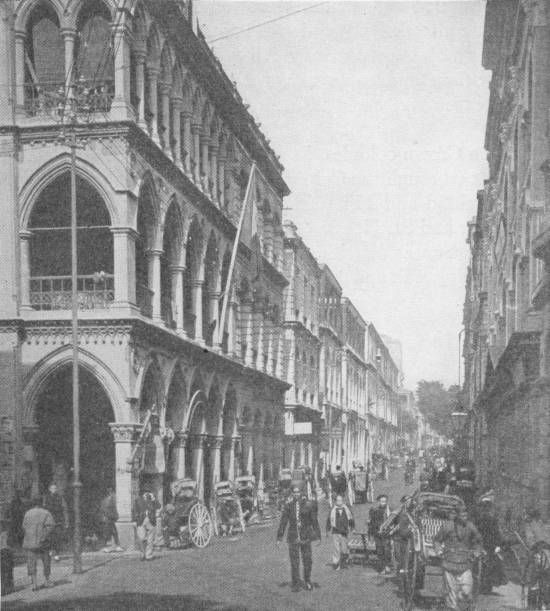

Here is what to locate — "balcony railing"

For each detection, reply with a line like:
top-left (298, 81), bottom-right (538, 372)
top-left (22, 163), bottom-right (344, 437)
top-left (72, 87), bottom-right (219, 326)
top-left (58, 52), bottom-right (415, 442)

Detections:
top-left (30, 274), bottom-right (114, 311)
top-left (24, 79), bottom-right (114, 118)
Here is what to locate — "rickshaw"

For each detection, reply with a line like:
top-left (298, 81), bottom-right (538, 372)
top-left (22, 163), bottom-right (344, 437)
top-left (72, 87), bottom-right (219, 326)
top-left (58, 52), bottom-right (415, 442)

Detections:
top-left (235, 475), bottom-right (261, 523)
top-left (210, 481), bottom-right (246, 537)
top-left (168, 478), bottom-right (213, 548)
top-left (390, 491), bottom-right (482, 611)
top-left (278, 468), bottom-right (293, 509)
top-left (512, 528), bottom-right (550, 609)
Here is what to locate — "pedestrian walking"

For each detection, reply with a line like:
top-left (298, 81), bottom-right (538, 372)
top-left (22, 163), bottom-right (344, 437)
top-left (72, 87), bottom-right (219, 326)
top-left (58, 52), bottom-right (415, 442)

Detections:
top-left (475, 499), bottom-right (506, 594)
top-left (433, 507), bottom-right (483, 611)
top-left (42, 483), bottom-right (69, 561)
top-left (134, 491), bottom-right (160, 561)
top-left (22, 496), bottom-right (55, 591)
top-left (329, 465), bottom-right (347, 505)
top-left (99, 488), bottom-right (122, 552)
top-left (368, 494), bottom-right (392, 574)
top-left (276, 485), bottom-right (321, 592)
top-left (326, 494), bottom-right (354, 570)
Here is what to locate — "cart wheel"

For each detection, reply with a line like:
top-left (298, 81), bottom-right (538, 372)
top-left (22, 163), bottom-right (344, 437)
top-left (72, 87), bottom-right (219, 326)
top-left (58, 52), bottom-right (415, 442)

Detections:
top-left (402, 537), bottom-right (417, 611)
top-left (188, 503), bottom-right (213, 548)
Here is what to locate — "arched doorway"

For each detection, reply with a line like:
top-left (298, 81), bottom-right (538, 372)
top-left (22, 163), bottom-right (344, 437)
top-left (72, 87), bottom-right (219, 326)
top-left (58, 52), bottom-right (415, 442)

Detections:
top-left (34, 365), bottom-right (115, 536)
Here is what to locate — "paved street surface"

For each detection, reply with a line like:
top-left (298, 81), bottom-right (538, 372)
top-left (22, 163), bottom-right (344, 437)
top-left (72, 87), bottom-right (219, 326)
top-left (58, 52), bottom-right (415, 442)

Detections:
top-left (2, 469), bottom-right (522, 610)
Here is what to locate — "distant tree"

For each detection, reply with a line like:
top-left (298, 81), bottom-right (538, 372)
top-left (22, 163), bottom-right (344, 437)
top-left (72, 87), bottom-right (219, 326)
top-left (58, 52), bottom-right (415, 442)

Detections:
top-left (416, 380), bottom-right (460, 439)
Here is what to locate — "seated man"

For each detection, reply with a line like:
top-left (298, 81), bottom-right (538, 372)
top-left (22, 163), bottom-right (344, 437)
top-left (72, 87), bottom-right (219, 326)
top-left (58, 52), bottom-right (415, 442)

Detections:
top-left (161, 504), bottom-right (180, 548)
top-left (218, 498), bottom-right (240, 536)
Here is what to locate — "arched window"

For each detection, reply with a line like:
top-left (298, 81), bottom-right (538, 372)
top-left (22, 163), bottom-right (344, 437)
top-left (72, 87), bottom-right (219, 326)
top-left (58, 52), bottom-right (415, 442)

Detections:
top-left (74, 0), bottom-right (114, 111)
top-left (29, 172), bottom-right (113, 310)
top-left (24, 2), bottom-right (64, 116)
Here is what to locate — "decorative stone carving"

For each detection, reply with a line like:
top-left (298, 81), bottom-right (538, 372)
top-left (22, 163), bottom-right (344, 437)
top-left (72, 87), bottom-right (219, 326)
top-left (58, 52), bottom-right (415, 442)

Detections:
top-left (24, 322), bottom-right (132, 346)
top-left (109, 423), bottom-right (141, 443)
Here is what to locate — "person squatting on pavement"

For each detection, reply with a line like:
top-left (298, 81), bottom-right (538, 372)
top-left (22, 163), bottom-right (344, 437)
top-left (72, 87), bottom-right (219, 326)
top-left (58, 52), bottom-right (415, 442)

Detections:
top-left (276, 484), bottom-right (321, 592)
top-left (434, 507), bottom-right (483, 611)
top-left (42, 483), bottom-right (69, 562)
top-left (326, 494), bottom-right (354, 570)
top-left (134, 492), bottom-right (160, 560)
top-left (22, 496), bottom-right (55, 591)
top-left (369, 494), bottom-right (392, 574)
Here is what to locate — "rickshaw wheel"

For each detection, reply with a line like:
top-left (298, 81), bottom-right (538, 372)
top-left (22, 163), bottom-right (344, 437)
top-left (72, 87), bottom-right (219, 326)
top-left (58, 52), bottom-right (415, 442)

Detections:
top-left (188, 502), bottom-right (213, 548)
top-left (402, 537), bottom-right (417, 611)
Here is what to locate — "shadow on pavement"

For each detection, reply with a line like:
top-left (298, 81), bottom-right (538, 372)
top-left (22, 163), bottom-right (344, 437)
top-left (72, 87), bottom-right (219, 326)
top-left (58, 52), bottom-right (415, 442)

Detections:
top-left (2, 592), bottom-right (250, 610)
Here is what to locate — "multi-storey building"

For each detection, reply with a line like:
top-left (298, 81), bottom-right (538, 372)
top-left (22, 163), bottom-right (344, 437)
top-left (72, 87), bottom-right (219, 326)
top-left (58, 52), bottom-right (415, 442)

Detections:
top-left (318, 264), bottom-right (344, 470)
top-left (0, 0), bottom-right (290, 546)
top-left (463, 0), bottom-right (550, 518)
top-left (282, 221), bottom-right (322, 475)
top-left (366, 323), bottom-right (400, 456)
top-left (340, 298), bottom-right (368, 472)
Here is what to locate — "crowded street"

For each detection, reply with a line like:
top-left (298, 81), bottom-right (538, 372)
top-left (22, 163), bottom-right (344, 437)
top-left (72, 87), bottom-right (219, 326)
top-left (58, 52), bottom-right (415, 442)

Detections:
top-left (2, 466), bottom-right (521, 610)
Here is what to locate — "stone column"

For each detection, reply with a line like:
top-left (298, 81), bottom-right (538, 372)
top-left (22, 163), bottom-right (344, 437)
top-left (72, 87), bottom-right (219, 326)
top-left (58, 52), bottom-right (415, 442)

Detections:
top-left (174, 431), bottom-right (188, 479)
top-left (210, 145), bottom-right (218, 204)
top-left (21, 425), bottom-right (40, 497)
top-left (217, 155), bottom-right (226, 208)
top-left (14, 31), bottom-right (26, 108)
top-left (61, 29), bottom-right (76, 102)
top-left (211, 435), bottom-right (223, 484)
top-left (110, 423), bottom-right (140, 551)
top-left (19, 231), bottom-right (32, 309)
top-left (170, 97), bottom-right (183, 169)
top-left (228, 299), bottom-right (238, 356)
top-left (182, 112), bottom-right (192, 177)
top-left (145, 67), bottom-right (160, 144)
top-left (192, 434), bottom-right (207, 501)
top-left (171, 265), bottom-right (185, 334)
top-left (112, 227), bottom-right (136, 308)
top-left (147, 249), bottom-right (163, 322)
top-left (255, 305), bottom-right (265, 371)
top-left (112, 23), bottom-right (132, 116)
top-left (241, 300), bottom-right (254, 367)
top-left (266, 315), bottom-right (275, 375)
top-left (228, 436), bottom-right (238, 481)
top-left (276, 328), bottom-right (285, 379)
top-left (200, 135), bottom-right (210, 194)
top-left (192, 124), bottom-right (202, 184)
top-left (193, 280), bottom-right (204, 344)
top-left (208, 291), bottom-right (220, 348)
top-left (134, 49), bottom-right (147, 129)
top-left (159, 83), bottom-right (171, 151)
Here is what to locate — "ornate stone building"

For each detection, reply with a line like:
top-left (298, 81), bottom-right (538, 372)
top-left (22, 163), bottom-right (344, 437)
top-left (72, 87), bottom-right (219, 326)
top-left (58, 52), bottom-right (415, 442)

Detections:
top-left (281, 221), bottom-right (323, 474)
top-left (463, 0), bottom-right (550, 518)
top-left (0, 0), bottom-right (290, 546)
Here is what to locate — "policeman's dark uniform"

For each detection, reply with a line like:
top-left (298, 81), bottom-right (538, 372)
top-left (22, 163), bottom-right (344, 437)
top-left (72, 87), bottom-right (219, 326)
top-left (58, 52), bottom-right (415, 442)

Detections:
top-left (276, 495), bottom-right (321, 590)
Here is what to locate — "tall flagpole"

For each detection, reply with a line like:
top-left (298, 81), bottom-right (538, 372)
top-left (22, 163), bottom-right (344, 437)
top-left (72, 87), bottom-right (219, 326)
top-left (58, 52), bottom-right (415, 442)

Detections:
top-left (216, 163), bottom-right (256, 347)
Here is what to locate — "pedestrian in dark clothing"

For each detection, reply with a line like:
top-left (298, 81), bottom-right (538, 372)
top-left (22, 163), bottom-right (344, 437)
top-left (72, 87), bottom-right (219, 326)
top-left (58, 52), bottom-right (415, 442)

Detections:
top-left (99, 488), bottom-right (122, 552)
top-left (326, 494), bottom-right (354, 569)
top-left (329, 465), bottom-right (348, 504)
top-left (134, 492), bottom-right (160, 560)
top-left (434, 508), bottom-right (483, 611)
top-left (276, 485), bottom-right (321, 592)
top-left (22, 497), bottom-right (55, 591)
top-left (476, 501), bottom-right (506, 593)
top-left (368, 494), bottom-right (392, 574)
top-left (43, 484), bottom-right (69, 561)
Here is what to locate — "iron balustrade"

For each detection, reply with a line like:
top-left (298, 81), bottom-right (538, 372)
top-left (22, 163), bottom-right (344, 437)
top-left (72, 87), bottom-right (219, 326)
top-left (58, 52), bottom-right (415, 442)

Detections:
top-left (23, 80), bottom-right (114, 118)
top-left (30, 274), bottom-right (114, 310)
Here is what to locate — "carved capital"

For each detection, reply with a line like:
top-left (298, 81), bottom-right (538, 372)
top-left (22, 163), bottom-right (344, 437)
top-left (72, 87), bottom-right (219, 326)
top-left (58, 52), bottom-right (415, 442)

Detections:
top-left (109, 422), bottom-right (141, 443)
top-left (175, 430), bottom-right (189, 447)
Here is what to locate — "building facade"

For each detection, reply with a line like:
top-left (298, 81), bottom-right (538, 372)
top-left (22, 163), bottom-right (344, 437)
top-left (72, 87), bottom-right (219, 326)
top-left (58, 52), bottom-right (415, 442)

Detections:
top-left (463, 0), bottom-right (550, 518)
top-left (0, 0), bottom-right (291, 546)
top-left (282, 221), bottom-right (323, 475)
top-left (366, 323), bottom-right (400, 456)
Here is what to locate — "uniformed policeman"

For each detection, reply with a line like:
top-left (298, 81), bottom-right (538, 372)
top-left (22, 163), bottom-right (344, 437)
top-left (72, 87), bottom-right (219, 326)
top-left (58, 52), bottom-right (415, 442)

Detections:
top-left (276, 485), bottom-right (321, 592)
